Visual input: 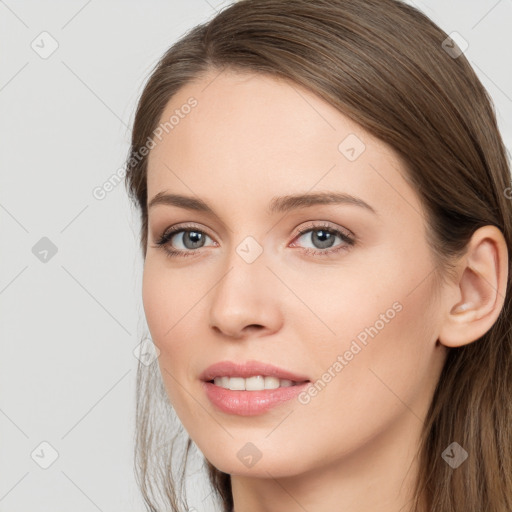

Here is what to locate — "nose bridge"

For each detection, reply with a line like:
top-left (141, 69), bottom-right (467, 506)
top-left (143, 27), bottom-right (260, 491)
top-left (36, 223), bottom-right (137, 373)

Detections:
top-left (208, 233), bottom-right (281, 337)
top-left (214, 233), bottom-right (269, 304)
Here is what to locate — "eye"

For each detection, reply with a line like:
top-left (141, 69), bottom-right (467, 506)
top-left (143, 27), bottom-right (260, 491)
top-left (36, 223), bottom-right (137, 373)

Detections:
top-left (151, 221), bottom-right (355, 259)
top-left (291, 222), bottom-right (355, 257)
top-left (153, 224), bottom-right (216, 259)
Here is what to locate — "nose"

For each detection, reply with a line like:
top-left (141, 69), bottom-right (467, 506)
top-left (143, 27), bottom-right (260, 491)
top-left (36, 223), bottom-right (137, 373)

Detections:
top-left (208, 254), bottom-right (283, 340)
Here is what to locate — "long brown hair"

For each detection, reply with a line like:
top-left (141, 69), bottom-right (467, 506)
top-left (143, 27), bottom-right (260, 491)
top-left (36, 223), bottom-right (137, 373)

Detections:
top-left (124, 1), bottom-right (512, 510)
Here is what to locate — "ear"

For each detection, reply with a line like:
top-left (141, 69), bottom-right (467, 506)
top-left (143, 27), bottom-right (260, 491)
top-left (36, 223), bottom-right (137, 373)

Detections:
top-left (438, 225), bottom-right (508, 348)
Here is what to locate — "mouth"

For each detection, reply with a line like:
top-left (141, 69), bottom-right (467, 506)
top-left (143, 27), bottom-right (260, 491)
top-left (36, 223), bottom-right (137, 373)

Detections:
top-left (202, 376), bottom-right (312, 416)
top-left (200, 360), bottom-right (311, 392)
top-left (206, 375), bottom-right (310, 391)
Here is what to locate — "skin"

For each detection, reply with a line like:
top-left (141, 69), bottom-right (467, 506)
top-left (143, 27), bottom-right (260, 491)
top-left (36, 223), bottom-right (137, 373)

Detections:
top-left (142, 69), bottom-right (508, 512)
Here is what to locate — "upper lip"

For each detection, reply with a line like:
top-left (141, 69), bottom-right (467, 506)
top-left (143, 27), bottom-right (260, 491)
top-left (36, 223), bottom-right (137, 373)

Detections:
top-left (200, 360), bottom-right (310, 383)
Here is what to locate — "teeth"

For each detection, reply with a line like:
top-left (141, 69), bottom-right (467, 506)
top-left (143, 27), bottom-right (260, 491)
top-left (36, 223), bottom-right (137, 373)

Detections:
top-left (213, 375), bottom-right (297, 390)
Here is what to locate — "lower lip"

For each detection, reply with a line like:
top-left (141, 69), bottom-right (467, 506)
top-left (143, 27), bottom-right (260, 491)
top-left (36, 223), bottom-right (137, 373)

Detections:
top-left (202, 380), bottom-right (311, 416)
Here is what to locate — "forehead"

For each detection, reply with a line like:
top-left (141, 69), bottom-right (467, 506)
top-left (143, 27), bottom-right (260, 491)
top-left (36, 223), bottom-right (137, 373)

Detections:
top-left (146, 69), bottom-right (422, 222)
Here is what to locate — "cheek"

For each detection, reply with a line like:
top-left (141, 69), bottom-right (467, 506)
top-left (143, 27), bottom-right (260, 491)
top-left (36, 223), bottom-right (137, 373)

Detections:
top-left (141, 262), bottom-right (200, 414)
top-left (141, 262), bottom-right (190, 399)
top-left (142, 260), bottom-right (214, 376)
top-left (142, 262), bottom-right (195, 350)
top-left (297, 252), bottom-right (441, 426)
top-left (142, 263), bottom-right (169, 344)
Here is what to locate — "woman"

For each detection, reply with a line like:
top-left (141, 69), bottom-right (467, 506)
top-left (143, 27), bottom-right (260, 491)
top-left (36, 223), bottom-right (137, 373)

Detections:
top-left (124, 0), bottom-right (512, 510)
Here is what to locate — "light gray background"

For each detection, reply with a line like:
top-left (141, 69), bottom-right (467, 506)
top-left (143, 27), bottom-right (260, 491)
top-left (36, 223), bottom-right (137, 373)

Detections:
top-left (1, 1), bottom-right (511, 511)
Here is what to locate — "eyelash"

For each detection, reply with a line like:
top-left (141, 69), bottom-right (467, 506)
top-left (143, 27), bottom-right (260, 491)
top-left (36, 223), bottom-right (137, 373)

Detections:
top-left (152, 222), bottom-right (356, 259)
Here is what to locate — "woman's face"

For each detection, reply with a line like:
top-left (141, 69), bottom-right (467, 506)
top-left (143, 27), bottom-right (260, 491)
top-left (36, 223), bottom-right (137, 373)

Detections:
top-left (143, 69), bottom-right (449, 477)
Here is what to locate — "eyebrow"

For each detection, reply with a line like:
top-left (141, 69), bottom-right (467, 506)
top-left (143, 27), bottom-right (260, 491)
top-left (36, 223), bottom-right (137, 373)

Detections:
top-left (148, 191), bottom-right (377, 215)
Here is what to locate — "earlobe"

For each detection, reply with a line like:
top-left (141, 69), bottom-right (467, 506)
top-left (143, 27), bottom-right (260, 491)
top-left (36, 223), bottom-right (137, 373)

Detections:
top-left (438, 225), bottom-right (508, 348)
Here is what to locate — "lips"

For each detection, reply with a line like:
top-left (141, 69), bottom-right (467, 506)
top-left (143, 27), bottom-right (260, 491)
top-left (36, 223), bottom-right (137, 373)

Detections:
top-left (199, 360), bottom-right (310, 383)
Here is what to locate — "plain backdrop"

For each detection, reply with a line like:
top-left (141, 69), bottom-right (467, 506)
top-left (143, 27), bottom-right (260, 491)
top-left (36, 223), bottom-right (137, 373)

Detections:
top-left (1, 0), bottom-right (511, 511)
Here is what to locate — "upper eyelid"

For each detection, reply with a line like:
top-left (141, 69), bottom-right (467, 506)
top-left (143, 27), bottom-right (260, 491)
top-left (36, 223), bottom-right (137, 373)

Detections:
top-left (161, 223), bottom-right (216, 239)
top-left (296, 221), bottom-right (354, 237)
